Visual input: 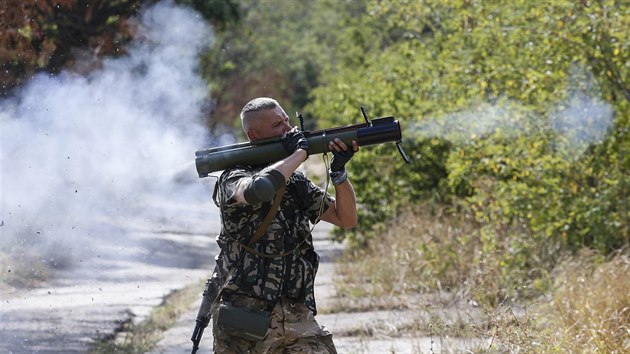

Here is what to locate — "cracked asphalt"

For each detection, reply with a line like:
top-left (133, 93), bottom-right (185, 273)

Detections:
top-left (0, 196), bottom-right (218, 353)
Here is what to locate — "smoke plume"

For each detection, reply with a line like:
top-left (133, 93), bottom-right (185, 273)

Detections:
top-left (0, 1), bottom-right (213, 269)
top-left (407, 69), bottom-right (614, 155)
top-left (550, 69), bottom-right (614, 157)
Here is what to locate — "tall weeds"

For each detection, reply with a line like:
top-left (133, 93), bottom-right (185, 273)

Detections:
top-left (335, 205), bottom-right (630, 353)
top-left (540, 250), bottom-right (630, 353)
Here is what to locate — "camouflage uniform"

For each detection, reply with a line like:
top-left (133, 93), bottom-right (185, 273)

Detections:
top-left (210, 165), bottom-right (337, 353)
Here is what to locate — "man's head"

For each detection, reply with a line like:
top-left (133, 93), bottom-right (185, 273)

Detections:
top-left (240, 97), bottom-right (292, 141)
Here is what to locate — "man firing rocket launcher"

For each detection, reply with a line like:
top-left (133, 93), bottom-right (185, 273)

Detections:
top-left (195, 107), bottom-right (410, 177)
top-left (191, 98), bottom-right (410, 353)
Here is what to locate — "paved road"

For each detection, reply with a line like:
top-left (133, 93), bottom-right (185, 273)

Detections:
top-left (0, 196), bottom-right (219, 353)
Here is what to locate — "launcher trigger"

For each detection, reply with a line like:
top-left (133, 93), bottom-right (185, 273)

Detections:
top-left (396, 141), bottom-right (412, 164)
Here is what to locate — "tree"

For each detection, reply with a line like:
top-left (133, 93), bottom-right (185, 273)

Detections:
top-left (198, 0), bottom-right (370, 132)
top-left (0, 0), bottom-right (241, 98)
top-left (304, 0), bottom-right (629, 294)
top-left (0, 0), bottom-right (144, 96)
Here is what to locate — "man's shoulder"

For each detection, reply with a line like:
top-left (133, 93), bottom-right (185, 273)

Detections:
top-left (221, 165), bottom-right (254, 173)
top-left (219, 165), bottom-right (259, 180)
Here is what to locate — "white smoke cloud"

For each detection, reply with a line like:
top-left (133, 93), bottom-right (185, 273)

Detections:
top-left (0, 1), bottom-right (214, 265)
top-left (408, 100), bottom-right (531, 143)
top-left (408, 68), bottom-right (614, 154)
top-left (550, 68), bottom-right (614, 157)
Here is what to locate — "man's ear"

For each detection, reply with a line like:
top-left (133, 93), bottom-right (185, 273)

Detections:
top-left (246, 129), bottom-right (257, 141)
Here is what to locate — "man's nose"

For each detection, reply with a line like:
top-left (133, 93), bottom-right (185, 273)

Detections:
top-left (282, 121), bottom-right (292, 132)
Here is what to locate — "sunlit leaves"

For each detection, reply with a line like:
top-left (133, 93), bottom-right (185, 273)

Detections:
top-left (307, 0), bottom-right (629, 261)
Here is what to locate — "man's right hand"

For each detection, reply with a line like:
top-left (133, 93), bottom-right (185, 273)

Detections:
top-left (281, 127), bottom-right (309, 156)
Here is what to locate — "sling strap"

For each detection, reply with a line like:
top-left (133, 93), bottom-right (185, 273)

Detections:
top-left (240, 186), bottom-right (314, 259)
top-left (248, 183), bottom-right (286, 246)
top-left (206, 184), bottom-right (287, 316)
top-left (239, 183), bottom-right (310, 259)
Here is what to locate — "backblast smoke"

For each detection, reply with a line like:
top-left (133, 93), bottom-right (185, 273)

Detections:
top-left (0, 1), bottom-right (214, 275)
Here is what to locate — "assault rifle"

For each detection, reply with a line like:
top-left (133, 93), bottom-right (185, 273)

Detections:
top-left (195, 108), bottom-right (411, 177)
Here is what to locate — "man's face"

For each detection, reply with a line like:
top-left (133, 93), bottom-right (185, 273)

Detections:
top-left (248, 106), bottom-right (292, 141)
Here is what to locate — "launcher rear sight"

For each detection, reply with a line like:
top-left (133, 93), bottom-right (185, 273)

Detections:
top-left (195, 107), bottom-right (412, 178)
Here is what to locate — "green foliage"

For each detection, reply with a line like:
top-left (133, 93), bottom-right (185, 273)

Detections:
top-left (303, 0), bottom-right (629, 291)
top-left (199, 0), bottom-right (369, 129)
top-left (0, 0), bottom-right (142, 96)
top-left (175, 0), bottom-right (240, 30)
top-left (336, 137), bottom-right (452, 246)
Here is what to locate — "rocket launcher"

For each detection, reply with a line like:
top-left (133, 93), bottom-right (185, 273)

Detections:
top-left (195, 108), bottom-right (411, 177)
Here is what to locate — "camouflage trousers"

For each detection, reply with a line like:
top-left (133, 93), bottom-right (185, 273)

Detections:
top-left (212, 296), bottom-right (337, 354)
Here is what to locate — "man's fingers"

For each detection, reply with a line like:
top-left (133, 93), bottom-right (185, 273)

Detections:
top-left (329, 138), bottom-right (348, 152)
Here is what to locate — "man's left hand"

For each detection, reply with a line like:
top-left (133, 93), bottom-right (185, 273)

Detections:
top-left (329, 138), bottom-right (358, 172)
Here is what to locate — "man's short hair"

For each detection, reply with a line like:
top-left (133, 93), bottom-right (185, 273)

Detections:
top-left (240, 97), bottom-right (280, 119)
top-left (240, 97), bottom-right (280, 135)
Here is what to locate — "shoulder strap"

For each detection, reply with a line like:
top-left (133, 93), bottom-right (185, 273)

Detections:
top-left (248, 183), bottom-right (286, 246)
top-left (241, 182), bottom-right (310, 259)
top-left (209, 181), bottom-right (287, 310)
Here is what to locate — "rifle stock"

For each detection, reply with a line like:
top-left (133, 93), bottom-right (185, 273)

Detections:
top-left (190, 279), bottom-right (219, 353)
top-left (195, 116), bottom-right (408, 177)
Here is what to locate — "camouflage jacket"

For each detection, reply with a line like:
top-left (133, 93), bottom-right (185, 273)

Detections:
top-left (210, 165), bottom-right (333, 314)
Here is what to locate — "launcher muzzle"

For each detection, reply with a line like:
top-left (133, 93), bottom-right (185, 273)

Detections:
top-left (195, 108), bottom-right (410, 177)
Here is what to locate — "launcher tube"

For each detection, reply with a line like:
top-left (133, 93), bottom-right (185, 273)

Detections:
top-left (195, 116), bottom-right (402, 177)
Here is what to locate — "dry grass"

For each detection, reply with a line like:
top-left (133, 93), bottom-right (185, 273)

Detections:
top-left (0, 250), bottom-right (54, 292)
top-left (334, 205), bottom-right (630, 353)
top-left (534, 250), bottom-right (630, 353)
top-left (335, 204), bottom-right (478, 299)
